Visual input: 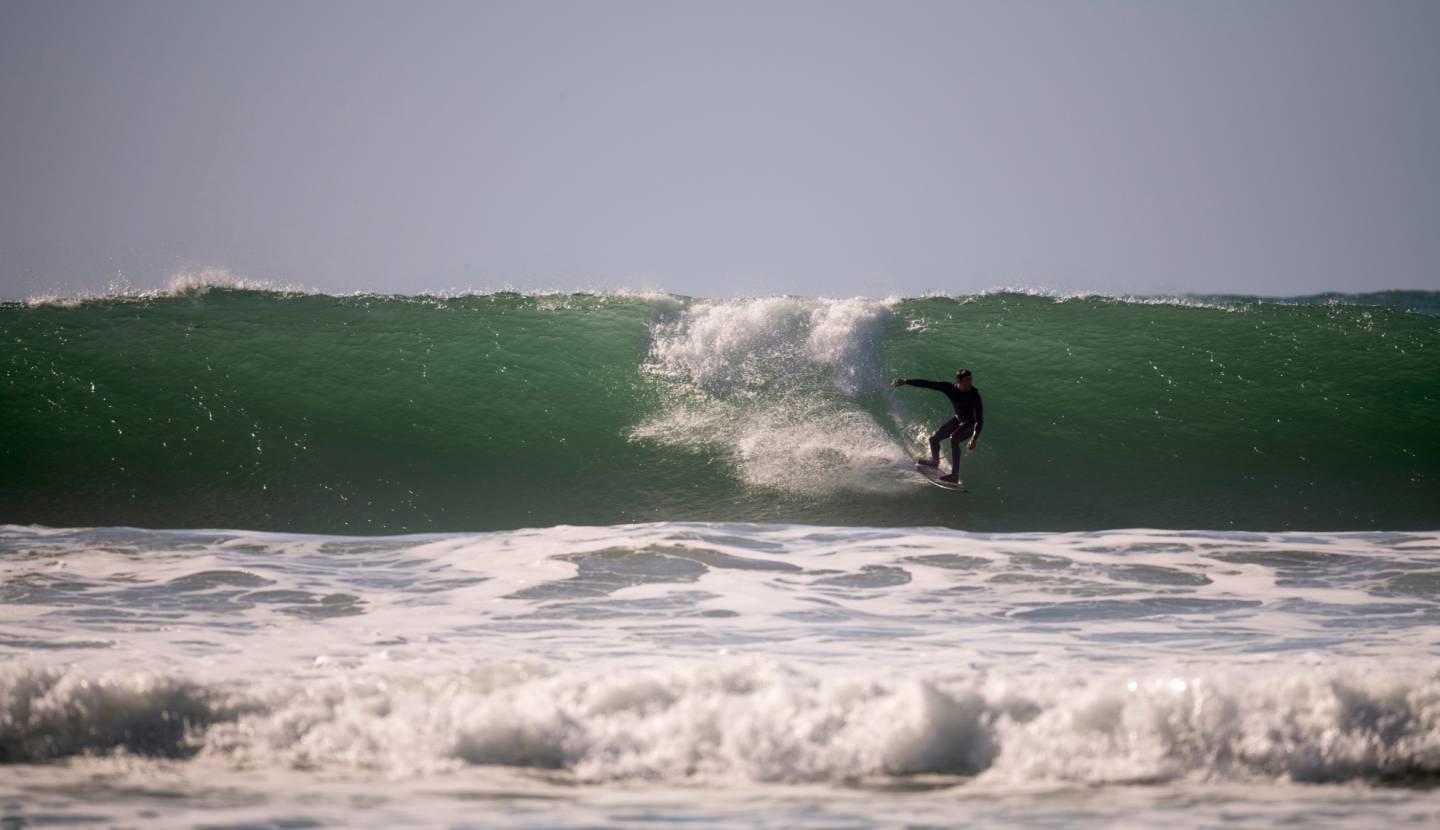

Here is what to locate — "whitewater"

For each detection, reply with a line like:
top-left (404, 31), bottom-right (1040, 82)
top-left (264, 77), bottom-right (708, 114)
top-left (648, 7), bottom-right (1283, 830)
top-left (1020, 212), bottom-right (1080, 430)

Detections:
top-left (2, 287), bottom-right (1439, 827)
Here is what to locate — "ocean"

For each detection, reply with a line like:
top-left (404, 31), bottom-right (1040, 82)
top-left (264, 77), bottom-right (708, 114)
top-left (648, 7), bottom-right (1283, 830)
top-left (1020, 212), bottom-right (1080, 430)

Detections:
top-left (2, 287), bottom-right (1438, 827)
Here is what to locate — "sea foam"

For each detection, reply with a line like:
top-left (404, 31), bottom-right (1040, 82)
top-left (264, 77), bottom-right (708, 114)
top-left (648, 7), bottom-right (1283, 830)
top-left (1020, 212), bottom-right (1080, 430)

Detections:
top-left (4, 660), bottom-right (1437, 786)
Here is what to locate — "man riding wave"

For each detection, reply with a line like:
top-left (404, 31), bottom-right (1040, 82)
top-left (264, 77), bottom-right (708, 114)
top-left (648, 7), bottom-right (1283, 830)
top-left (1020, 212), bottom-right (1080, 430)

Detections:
top-left (891, 368), bottom-right (983, 485)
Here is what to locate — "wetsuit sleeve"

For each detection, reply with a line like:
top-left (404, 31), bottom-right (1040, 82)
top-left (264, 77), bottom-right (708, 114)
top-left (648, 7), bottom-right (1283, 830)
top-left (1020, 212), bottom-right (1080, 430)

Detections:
top-left (902, 379), bottom-right (950, 392)
top-left (973, 391), bottom-right (984, 436)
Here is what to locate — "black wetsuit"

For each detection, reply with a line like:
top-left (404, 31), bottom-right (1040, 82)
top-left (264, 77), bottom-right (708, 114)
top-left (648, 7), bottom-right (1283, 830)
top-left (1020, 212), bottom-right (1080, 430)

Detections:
top-left (900, 379), bottom-right (984, 472)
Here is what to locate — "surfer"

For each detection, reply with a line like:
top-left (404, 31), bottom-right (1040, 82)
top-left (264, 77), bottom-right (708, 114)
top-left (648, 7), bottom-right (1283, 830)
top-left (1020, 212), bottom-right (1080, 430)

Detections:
top-left (891, 369), bottom-right (983, 484)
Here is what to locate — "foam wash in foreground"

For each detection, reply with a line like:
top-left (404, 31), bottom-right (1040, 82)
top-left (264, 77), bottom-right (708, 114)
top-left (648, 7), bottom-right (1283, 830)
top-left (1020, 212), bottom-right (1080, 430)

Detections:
top-left (2, 523), bottom-right (1440, 826)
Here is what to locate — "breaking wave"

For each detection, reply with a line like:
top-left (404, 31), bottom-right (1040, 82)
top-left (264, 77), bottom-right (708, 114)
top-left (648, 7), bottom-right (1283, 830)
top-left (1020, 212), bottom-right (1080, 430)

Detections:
top-left (3, 288), bottom-right (1437, 532)
top-left (4, 661), bottom-right (1437, 786)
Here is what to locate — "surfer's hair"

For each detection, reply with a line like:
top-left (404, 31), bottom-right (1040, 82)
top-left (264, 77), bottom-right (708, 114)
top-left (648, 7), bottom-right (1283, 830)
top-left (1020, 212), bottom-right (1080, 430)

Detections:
top-left (955, 368), bottom-right (972, 380)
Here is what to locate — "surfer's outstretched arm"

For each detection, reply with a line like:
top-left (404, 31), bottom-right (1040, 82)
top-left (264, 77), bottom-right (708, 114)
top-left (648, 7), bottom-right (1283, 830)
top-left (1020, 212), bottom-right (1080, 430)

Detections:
top-left (891, 377), bottom-right (950, 392)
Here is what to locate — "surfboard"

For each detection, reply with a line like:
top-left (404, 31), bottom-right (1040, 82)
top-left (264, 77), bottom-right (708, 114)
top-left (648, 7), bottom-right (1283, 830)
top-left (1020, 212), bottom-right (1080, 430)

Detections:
top-left (916, 464), bottom-right (967, 492)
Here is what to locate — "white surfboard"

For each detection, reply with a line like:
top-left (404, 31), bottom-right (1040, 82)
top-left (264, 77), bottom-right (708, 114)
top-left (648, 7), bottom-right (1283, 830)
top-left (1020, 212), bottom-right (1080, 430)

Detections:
top-left (916, 464), bottom-right (967, 492)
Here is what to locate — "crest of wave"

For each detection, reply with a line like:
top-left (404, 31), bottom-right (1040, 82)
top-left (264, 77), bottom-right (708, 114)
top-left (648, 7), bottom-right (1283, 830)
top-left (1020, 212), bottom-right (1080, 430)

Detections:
top-left (24, 266), bottom-right (305, 306)
top-left (634, 297), bottom-right (908, 494)
top-left (646, 296), bottom-right (895, 397)
top-left (164, 266), bottom-right (311, 296)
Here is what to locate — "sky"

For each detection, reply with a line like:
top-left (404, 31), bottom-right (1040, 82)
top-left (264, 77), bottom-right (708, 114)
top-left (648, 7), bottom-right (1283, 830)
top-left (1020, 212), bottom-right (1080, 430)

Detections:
top-left (1, 0), bottom-right (1437, 300)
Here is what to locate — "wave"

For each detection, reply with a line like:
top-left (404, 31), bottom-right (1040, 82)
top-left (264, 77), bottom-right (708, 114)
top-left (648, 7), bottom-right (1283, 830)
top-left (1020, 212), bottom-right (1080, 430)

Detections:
top-left (20, 267), bottom-right (316, 308)
top-left (3, 288), bottom-right (1437, 532)
top-left (3, 661), bottom-right (1437, 786)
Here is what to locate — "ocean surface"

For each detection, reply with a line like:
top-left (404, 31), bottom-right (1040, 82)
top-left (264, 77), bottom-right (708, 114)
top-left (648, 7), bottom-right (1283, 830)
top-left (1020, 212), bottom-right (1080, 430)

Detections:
top-left (2, 286), bottom-right (1439, 827)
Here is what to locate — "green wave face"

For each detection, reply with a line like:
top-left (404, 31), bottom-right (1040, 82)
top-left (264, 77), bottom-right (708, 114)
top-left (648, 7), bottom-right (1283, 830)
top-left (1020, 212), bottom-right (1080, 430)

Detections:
top-left (3, 290), bottom-right (1437, 532)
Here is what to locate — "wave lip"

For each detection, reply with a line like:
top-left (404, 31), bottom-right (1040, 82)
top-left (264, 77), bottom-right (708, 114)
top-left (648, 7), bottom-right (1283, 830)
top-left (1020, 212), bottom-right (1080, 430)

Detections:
top-left (21, 267), bottom-right (316, 307)
top-left (643, 295), bottom-right (895, 396)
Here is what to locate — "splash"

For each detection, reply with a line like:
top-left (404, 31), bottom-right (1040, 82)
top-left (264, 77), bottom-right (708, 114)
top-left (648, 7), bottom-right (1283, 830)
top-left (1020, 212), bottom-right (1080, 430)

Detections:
top-left (636, 297), bottom-right (907, 494)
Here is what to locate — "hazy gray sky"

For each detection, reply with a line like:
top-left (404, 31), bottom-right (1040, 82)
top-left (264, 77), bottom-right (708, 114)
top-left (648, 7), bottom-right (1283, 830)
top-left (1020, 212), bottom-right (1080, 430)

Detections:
top-left (2, 0), bottom-right (1436, 299)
